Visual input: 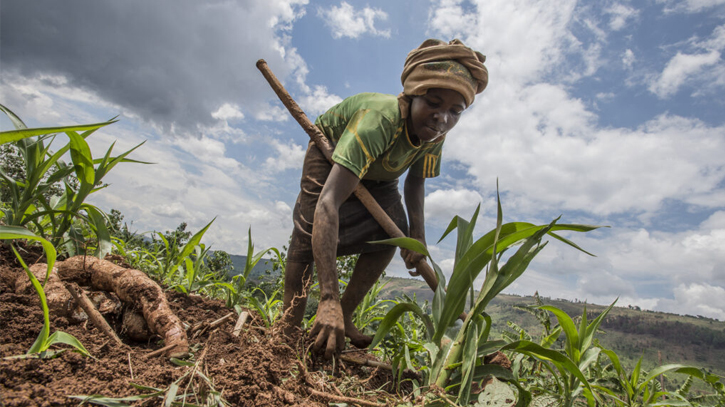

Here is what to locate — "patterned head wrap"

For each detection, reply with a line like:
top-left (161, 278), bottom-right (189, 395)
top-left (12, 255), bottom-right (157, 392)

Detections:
top-left (398, 39), bottom-right (488, 118)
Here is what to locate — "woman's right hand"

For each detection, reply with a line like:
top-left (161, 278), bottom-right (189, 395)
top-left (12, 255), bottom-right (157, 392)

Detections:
top-left (309, 299), bottom-right (345, 359)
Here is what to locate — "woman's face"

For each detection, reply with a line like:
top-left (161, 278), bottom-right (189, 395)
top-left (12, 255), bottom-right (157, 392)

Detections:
top-left (407, 88), bottom-right (467, 144)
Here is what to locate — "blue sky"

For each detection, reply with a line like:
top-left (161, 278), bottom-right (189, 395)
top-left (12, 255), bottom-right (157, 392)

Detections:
top-left (2, 0), bottom-right (725, 319)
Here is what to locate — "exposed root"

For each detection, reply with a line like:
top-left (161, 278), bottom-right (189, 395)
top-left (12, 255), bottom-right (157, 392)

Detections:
top-left (15, 263), bottom-right (75, 318)
top-left (58, 255), bottom-right (189, 357)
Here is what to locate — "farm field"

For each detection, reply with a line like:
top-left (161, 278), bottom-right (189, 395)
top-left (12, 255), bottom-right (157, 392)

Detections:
top-left (380, 276), bottom-right (725, 378)
top-left (0, 245), bottom-right (399, 407)
top-left (2, 113), bottom-right (724, 406)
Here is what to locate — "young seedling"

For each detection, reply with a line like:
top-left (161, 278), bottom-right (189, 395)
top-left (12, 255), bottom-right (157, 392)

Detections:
top-left (0, 225), bottom-right (91, 359)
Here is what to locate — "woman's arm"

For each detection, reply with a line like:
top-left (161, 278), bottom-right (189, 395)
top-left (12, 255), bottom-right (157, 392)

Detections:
top-left (402, 172), bottom-right (427, 269)
top-left (309, 163), bottom-right (360, 358)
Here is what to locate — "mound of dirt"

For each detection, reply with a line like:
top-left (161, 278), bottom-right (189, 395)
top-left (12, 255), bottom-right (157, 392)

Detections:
top-left (0, 244), bottom-right (403, 407)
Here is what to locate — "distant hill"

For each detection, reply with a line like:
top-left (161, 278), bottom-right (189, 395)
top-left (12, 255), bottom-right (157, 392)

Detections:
top-left (227, 254), bottom-right (276, 283)
top-left (378, 276), bottom-right (725, 378)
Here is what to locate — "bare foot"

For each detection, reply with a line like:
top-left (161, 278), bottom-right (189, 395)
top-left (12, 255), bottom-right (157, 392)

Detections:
top-left (345, 321), bottom-right (373, 348)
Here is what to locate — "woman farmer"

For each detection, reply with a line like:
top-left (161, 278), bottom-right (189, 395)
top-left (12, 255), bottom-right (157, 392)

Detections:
top-left (281, 39), bottom-right (488, 358)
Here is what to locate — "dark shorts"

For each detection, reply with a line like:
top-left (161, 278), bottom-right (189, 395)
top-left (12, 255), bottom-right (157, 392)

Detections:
top-left (286, 142), bottom-right (409, 264)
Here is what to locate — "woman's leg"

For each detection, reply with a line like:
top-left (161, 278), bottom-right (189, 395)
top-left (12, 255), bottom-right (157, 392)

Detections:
top-left (339, 247), bottom-right (396, 348)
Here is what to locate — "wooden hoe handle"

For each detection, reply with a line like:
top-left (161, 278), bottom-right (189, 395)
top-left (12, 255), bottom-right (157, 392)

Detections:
top-left (256, 59), bottom-right (441, 293)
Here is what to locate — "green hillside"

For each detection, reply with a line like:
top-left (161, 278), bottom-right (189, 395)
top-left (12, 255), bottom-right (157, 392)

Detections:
top-left (379, 276), bottom-right (725, 378)
top-left (227, 254), bottom-right (276, 283)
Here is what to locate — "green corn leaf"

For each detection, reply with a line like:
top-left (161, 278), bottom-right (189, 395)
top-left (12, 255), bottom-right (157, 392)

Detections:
top-left (546, 230), bottom-right (598, 257)
top-left (0, 120), bottom-right (116, 144)
top-left (479, 312), bottom-right (492, 343)
top-left (578, 305), bottom-right (588, 352)
top-left (632, 354), bottom-right (644, 389)
top-left (403, 345), bottom-right (414, 375)
top-left (184, 258), bottom-right (195, 289)
top-left (648, 398), bottom-right (692, 406)
top-left (66, 130), bottom-right (96, 185)
top-left (539, 305), bottom-right (580, 362)
top-left (438, 215), bottom-right (462, 244)
top-left (479, 233), bottom-right (549, 308)
top-left (502, 340), bottom-right (596, 397)
top-left (640, 365), bottom-right (704, 393)
top-left (129, 382), bottom-right (164, 393)
top-left (591, 385), bottom-right (626, 405)
top-left (431, 277), bottom-right (446, 331)
top-left (369, 236), bottom-right (430, 256)
top-left (70, 394), bottom-right (143, 407)
top-left (93, 156), bottom-right (153, 165)
top-left (437, 223), bottom-right (551, 345)
top-left (243, 228), bottom-right (277, 281)
top-left (0, 226), bottom-right (57, 275)
top-left (94, 141), bottom-right (148, 182)
top-left (430, 336), bottom-right (455, 384)
top-left (581, 299), bottom-right (617, 353)
top-left (83, 204), bottom-right (113, 259)
top-left (46, 331), bottom-right (91, 357)
top-left (176, 218), bottom-right (215, 268)
top-left (578, 347), bottom-right (601, 372)
top-left (0, 103), bottom-right (28, 130)
top-left (248, 242), bottom-right (276, 273)
top-left (370, 302), bottom-right (434, 348)
top-left (170, 358), bottom-right (195, 367)
top-left (248, 296), bottom-right (270, 327)
top-left (457, 322), bottom-right (479, 404)
top-left (475, 340), bottom-right (506, 359)
top-left (438, 205), bottom-right (481, 267)
top-left (541, 326), bottom-right (562, 349)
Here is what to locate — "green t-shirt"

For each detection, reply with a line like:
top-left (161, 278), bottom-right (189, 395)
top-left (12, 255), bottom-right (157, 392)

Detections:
top-left (315, 93), bottom-right (444, 181)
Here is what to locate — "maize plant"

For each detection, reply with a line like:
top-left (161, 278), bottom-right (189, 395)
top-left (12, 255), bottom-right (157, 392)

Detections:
top-left (370, 187), bottom-right (605, 406)
top-left (0, 103), bottom-right (148, 258)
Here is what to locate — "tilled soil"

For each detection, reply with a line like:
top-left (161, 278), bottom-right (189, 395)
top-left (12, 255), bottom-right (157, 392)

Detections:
top-left (0, 244), bottom-right (403, 407)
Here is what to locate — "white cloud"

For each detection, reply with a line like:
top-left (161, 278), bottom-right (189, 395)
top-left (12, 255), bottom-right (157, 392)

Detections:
top-left (495, 213), bottom-right (725, 319)
top-left (171, 135), bottom-right (243, 172)
top-left (89, 130), bottom-right (293, 252)
top-left (318, 2), bottom-right (391, 39)
top-left (647, 23), bottom-right (725, 98)
top-left (415, 0), bottom-right (725, 320)
top-left (430, 0), bottom-right (580, 83)
top-left (424, 188), bottom-right (487, 227)
top-left (701, 24), bottom-right (725, 50)
top-left (420, 1), bottom-right (725, 218)
top-left (701, 210), bottom-right (725, 229)
top-left (152, 202), bottom-right (192, 219)
top-left (577, 271), bottom-right (636, 298)
top-left (596, 92), bottom-right (615, 102)
top-left (253, 103), bottom-right (291, 122)
top-left (649, 50), bottom-right (721, 98)
top-left (211, 103), bottom-right (244, 121)
top-left (658, 0), bottom-right (725, 13)
top-left (658, 284), bottom-right (725, 320)
top-left (263, 139), bottom-right (306, 173)
top-left (298, 85), bottom-right (343, 117)
top-left (0, 73), bottom-right (119, 126)
top-left (622, 48), bottom-right (635, 69)
top-left (605, 3), bottom-right (640, 31)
